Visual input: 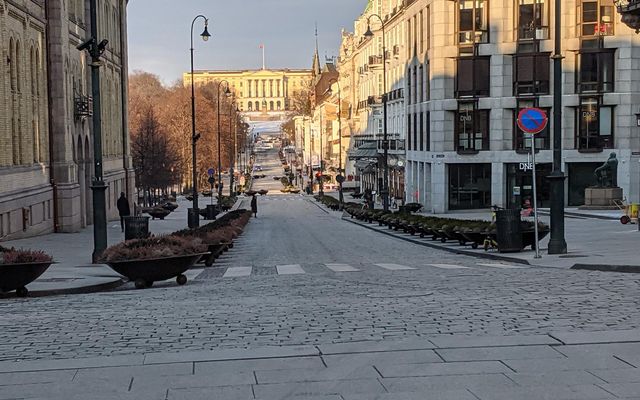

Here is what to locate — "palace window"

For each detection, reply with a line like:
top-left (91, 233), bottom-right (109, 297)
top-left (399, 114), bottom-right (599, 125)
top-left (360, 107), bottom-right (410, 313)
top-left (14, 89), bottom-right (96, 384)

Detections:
top-left (456, 55), bottom-right (490, 97)
top-left (455, 102), bottom-right (489, 153)
top-left (577, 48), bottom-right (614, 93)
top-left (517, 0), bottom-right (549, 40)
top-left (513, 51), bottom-right (550, 95)
top-left (457, 0), bottom-right (489, 45)
top-left (576, 97), bottom-right (614, 151)
top-left (579, 0), bottom-right (615, 37)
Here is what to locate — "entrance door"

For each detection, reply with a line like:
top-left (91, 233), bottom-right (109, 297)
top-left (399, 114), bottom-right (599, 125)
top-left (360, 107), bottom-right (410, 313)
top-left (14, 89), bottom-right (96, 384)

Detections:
top-left (506, 163), bottom-right (552, 209)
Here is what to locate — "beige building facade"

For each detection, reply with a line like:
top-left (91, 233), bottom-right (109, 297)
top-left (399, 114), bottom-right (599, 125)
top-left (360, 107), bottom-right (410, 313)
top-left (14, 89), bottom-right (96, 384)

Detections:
top-left (184, 68), bottom-right (312, 121)
top-left (0, 0), bottom-right (132, 240)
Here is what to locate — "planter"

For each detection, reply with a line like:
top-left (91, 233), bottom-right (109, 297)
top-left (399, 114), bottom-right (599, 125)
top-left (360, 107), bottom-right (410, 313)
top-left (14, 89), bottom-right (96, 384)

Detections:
top-left (147, 209), bottom-right (171, 220)
top-left (106, 253), bottom-right (205, 289)
top-left (0, 262), bottom-right (53, 297)
top-left (161, 202), bottom-right (179, 211)
top-left (199, 243), bottom-right (227, 267)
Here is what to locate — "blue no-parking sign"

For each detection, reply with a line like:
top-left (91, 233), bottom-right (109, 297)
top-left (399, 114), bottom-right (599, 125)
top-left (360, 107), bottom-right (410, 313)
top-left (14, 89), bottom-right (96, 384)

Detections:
top-left (517, 108), bottom-right (548, 134)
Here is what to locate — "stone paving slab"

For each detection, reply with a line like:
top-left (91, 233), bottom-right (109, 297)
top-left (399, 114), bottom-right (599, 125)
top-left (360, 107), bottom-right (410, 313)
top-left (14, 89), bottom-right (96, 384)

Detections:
top-left (428, 333), bottom-right (560, 348)
top-left (343, 391), bottom-right (479, 400)
top-left (321, 349), bottom-right (442, 368)
top-left (252, 378), bottom-right (387, 398)
top-left (504, 355), bottom-right (633, 372)
top-left (468, 383), bottom-right (616, 400)
top-left (167, 385), bottom-right (253, 400)
top-left (434, 345), bottom-right (563, 362)
top-left (143, 345), bottom-right (319, 365)
top-left (317, 338), bottom-right (435, 355)
top-left (376, 360), bottom-right (509, 378)
top-left (255, 365), bottom-right (378, 384)
top-left (551, 329), bottom-right (640, 345)
top-left (0, 354), bottom-right (144, 373)
top-left (380, 373), bottom-right (517, 392)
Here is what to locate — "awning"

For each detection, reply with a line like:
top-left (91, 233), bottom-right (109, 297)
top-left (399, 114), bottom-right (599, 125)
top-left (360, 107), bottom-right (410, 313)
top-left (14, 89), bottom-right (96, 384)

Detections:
top-left (348, 141), bottom-right (378, 160)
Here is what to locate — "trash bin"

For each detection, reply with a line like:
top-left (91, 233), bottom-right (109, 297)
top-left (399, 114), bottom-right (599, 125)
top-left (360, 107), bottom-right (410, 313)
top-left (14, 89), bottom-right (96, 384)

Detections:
top-left (187, 208), bottom-right (200, 228)
top-left (205, 204), bottom-right (218, 220)
top-left (124, 216), bottom-right (150, 241)
top-left (495, 209), bottom-right (522, 253)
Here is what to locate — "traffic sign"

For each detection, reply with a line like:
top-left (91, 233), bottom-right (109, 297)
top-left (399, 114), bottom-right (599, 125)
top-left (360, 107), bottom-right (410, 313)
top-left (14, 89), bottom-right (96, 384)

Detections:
top-left (207, 168), bottom-right (215, 176)
top-left (336, 175), bottom-right (345, 184)
top-left (517, 108), bottom-right (548, 134)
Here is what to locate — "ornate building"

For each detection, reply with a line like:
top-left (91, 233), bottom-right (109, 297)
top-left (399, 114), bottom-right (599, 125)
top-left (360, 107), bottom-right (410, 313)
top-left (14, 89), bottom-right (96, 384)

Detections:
top-left (184, 68), bottom-right (312, 121)
top-left (0, 0), bottom-right (132, 240)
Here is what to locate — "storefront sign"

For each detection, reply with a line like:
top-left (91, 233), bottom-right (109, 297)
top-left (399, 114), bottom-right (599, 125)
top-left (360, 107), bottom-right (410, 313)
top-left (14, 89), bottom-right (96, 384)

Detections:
top-left (519, 162), bottom-right (533, 171)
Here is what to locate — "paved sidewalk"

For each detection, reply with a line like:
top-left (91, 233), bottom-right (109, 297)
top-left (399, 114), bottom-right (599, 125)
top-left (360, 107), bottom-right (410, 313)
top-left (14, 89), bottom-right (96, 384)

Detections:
top-left (1, 196), bottom-right (212, 296)
top-left (0, 331), bottom-right (638, 399)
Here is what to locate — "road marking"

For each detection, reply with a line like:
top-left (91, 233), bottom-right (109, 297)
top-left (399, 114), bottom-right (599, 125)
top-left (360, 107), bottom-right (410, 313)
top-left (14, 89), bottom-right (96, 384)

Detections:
top-left (325, 264), bottom-right (359, 272)
top-left (277, 264), bottom-right (306, 275)
top-left (428, 264), bottom-right (470, 269)
top-left (223, 267), bottom-right (252, 277)
top-left (375, 263), bottom-right (415, 271)
top-left (477, 263), bottom-right (528, 269)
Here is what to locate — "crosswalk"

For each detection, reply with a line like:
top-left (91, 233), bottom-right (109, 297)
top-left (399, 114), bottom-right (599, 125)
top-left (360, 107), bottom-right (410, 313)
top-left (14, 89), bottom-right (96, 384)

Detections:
top-left (210, 261), bottom-right (531, 279)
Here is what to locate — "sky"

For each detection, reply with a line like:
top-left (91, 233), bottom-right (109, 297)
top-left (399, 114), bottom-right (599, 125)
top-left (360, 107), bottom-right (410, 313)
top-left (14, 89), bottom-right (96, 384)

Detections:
top-left (127, 0), bottom-right (368, 85)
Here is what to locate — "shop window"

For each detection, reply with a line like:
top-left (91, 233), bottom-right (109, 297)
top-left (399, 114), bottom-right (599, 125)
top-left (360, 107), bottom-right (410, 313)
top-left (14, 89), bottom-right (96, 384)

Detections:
top-left (506, 163), bottom-right (552, 209)
top-left (458, 0), bottom-right (489, 45)
top-left (578, 0), bottom-right (615, 37)
top-left (576, 97), bottom-right (614, 151)
top-left (456, 56), bottom-right (490, 97)
top-left (513, 52), bottom-right (550, 95)
top-left (455, 102), bottom-right (489, 153)
top-left (577, 50), bottom-right (614, 93)
top-left (449, 163), bottom-right (492, 210)
top-left (513, 106), bottom-right (550, 151)
top-left (517, 0), bottom-right (549, 40)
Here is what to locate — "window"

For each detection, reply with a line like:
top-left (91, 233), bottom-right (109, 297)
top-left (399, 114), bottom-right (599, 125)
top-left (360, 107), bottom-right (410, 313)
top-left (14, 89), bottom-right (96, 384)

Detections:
top-left (419, 10), bottom-right (424, 54)
top-left (413, 114), bottom-right (418, 152)
top-left (514, 106), bottom-right (550, 151)
top-left (579, 0), bottom-right (614, 36)
top-left (248, 102), bottom-right (253, 111)
top-left (517, 0), bottom-right (549, 40)
top-left (449, 164), bottom-right (492, 210)
top-left (513, 52), bottom-right (550, 95)
top-left (407, 114), bottom-right (412, 150)
top-left (456, 56), bottom-right (490, 97)
top-left (457, 0), bottom-right (489, 45)
top-left (576, 97), bottom-right (613, 150)
top-left (577, 49), bottom-right (614, 93)
top-left (419, 112), bottom-right (424, 151)
top-left (455, 102), bottom-right (489, 152)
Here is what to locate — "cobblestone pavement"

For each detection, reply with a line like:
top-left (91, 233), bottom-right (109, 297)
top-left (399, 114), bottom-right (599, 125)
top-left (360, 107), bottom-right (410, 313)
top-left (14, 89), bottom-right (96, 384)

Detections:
top-left (1, 149), bottom-right (639, 364)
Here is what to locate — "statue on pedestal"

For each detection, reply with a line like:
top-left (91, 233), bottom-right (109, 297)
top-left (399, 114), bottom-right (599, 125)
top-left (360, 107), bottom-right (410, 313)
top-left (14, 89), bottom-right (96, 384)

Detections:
top-left (594, 152), bottom-right (618, 188)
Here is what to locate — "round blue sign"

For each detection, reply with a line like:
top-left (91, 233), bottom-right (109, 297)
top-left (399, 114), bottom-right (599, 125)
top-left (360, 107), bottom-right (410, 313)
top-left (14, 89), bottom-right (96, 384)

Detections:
top-left (207, 168), bottom-right (215, 176)
top-left (517, 108), bottom-right (548, 134)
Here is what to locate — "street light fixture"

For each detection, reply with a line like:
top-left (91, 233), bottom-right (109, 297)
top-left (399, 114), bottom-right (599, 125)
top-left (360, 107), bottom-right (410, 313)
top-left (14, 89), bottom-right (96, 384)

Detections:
top-left (188, 14), bottom-right (211, 228)
top-left (326, 79), bottom-right (344, 209)
top-left (363, 13), bottom-right (390, 212)
top-left (216, 80), bottom-right (231, 210)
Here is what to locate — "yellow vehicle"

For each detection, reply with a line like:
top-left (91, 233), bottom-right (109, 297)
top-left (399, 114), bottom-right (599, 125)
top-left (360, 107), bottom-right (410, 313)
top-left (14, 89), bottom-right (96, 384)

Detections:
top-left (613, 199), bottom-right (638, 224)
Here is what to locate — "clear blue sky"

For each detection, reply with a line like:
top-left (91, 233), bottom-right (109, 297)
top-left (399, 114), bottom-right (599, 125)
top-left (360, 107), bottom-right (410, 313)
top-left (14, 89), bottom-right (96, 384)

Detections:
top-left (127, 0), bottom-right (367, 84)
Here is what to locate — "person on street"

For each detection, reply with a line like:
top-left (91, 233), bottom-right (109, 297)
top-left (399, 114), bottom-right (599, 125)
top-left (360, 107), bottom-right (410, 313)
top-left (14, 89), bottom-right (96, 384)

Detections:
top-left (117, 192), bottom-right (130, 232)
top-left (251, 194), bottom-right (258, 218)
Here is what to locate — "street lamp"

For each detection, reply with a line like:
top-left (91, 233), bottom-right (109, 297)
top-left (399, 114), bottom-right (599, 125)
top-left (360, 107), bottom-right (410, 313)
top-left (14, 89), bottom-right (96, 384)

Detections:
top-left (615, 1), bottom-right (640, 31)
top-left (318, 104), bottom-right (324, 196)
top-left (228, 100), bottom-right (239, 197)
top-left (216, 80), bottom-right (231, 209)
top-left (79, 0), bottom-right (109, 261)
top-left (547, 0), bottom-right (567, 254)
top-left (188, 14), bottom-right (211, 228)
top-left (364, 14), bottom-right (390, 212)
top-left (326, 79), bottom-right (344, 209)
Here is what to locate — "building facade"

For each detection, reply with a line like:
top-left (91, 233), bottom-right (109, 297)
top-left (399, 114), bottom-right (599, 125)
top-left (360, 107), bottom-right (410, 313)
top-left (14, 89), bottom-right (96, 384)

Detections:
top-left (333, 0), bottom-right (640, 212)
top-left (0, 0), bottom-right (132, 240)
top-left (184, 68), bottom-right (312, 122)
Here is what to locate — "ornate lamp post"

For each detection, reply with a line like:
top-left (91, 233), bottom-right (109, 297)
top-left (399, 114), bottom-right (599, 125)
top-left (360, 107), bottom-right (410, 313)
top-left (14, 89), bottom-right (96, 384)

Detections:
top-left (216, 80), bottom-right (231, 209)
top-left (547, 0), bottom-right (567, 254)
top-left (228, 100), bottom-right (239, 197)
top-left (188, 15), bottom-right (211, 228)
top-left (364, 14), bottom-right (389, 212)
top-left (615, 1), bottom-right (640, 31)
top-left (326, 79), bottom-right (344, 209)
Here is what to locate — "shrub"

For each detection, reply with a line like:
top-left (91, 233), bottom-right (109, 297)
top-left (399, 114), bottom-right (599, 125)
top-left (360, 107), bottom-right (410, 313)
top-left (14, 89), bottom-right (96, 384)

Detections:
top-left (99, 235), bottom-right (207, 263)
top-left (0, 247), bottom-right (53, 264)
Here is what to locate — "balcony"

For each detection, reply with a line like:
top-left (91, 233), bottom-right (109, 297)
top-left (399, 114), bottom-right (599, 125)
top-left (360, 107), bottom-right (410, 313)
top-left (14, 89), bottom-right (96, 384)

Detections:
top-left (367, 95), bottom-right (383, 106)
top-left (368, 55), bottom-right (384, 66)
top-left (377, 138), bottom-right (406, 154)
top-left (393, 45), bottom-right (400, 57)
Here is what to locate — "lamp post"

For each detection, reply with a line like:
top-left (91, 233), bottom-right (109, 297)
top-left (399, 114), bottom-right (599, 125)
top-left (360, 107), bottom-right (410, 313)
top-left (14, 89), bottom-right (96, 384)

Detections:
top-left (547, 0), bottom-right (567, 254)
top-left (326, 79), bottom-right (344, 209)
top-left (615, 1), bottom-right (640, 31)
top-left (229, 101), bottom-right (239, 197)
top-left (79, 0), bottom-right (109, 261)
top-left (364, 14), bottom-right (389, 212)
top-left (188, 15), bottom-right (211, 228)
top-left (318, 105), bottom-right (324, 196)
top-left (216, 80), bottom-right (231, 209)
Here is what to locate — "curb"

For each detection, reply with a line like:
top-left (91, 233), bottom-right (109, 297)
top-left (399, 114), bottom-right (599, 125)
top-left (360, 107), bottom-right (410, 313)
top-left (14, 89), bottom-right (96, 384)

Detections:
top-left (538, 210), bottom-right (619, 221)
top-left (343, 216), bottom-right (531, 265)
top-left (571, 264), bottom-right (640, 273)
top-left (0, 277), bottom-right (125, 299)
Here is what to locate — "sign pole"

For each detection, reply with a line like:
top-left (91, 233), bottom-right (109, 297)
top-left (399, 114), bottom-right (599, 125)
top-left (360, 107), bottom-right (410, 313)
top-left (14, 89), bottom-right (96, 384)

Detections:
top-left (530, 133), bottom-right (541, 259)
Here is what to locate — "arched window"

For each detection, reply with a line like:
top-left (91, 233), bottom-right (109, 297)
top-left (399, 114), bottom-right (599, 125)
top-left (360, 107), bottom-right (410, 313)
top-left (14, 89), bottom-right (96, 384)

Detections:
top-left (269, 101), bottom-right (274, 111)
top-left (9, 38), bottom-right (15, 91)
top-left (255, 101), bottom-right (260, 111)
top-left (30, 46), bottom-right (35, 96)
top-left (248, 102), bottom-right (253, 111)
top-left (277, 101), bottom-right (281, 110)
top-left (15, 40), bottom-right (21, 92)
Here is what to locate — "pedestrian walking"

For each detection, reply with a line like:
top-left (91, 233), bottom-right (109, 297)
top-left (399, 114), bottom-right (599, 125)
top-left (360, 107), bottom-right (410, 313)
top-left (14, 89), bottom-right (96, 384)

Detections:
top-left (251, 194), bottom-right (258, 218)
top-left (117, 192), bottom-right (130, 232)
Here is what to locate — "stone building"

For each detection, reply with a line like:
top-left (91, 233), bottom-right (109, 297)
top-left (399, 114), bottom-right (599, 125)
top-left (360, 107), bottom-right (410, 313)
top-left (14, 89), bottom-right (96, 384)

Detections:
top-left (334, 0), bottom-right (640, 212)
top-left (184, 68), bottom-right (312, 122)
top-left (0, 0), bottom-right (132, 240)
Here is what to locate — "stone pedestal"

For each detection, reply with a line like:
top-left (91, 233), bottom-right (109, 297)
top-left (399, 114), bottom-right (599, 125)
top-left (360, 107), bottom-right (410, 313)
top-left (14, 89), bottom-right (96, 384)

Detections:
top-left (580, 187), bottom-right (623, 210)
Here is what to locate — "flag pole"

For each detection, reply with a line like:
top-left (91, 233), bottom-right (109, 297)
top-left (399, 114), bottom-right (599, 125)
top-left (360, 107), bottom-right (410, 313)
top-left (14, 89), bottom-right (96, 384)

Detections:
top-left (262, 44), bottom-right (265, 70)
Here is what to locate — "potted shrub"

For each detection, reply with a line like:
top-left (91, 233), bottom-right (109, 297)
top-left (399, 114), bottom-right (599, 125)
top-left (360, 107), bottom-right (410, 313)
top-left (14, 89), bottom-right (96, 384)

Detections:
top-left (99, 236), bottom-right (207, 289)
top-left (0, 246), bottom-right (53, 297)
